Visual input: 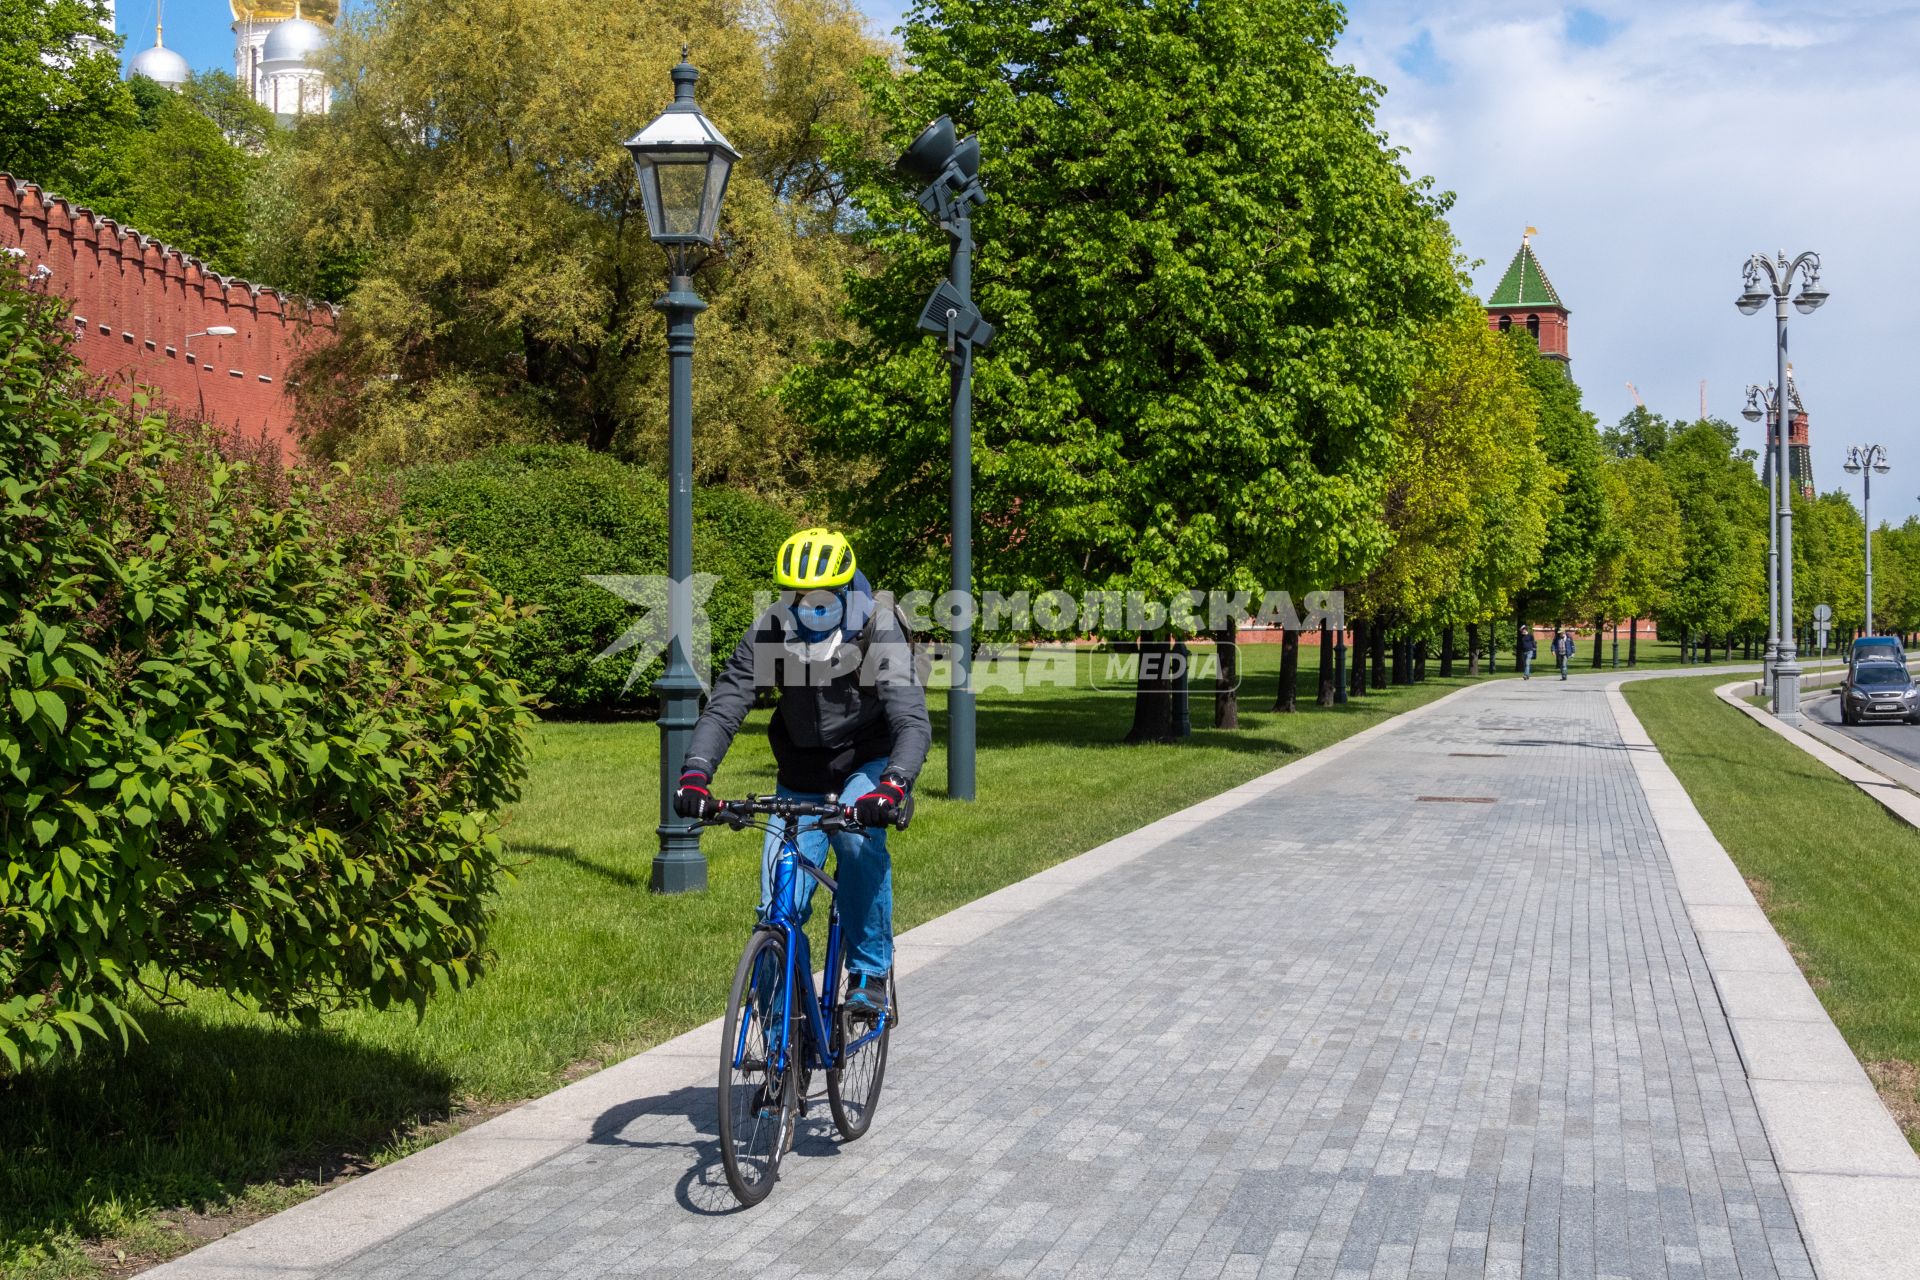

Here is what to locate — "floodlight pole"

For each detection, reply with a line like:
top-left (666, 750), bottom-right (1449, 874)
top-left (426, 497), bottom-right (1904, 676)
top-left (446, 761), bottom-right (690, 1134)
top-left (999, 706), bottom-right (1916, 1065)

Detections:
top-left (947, 202), bottom-right (977, 801)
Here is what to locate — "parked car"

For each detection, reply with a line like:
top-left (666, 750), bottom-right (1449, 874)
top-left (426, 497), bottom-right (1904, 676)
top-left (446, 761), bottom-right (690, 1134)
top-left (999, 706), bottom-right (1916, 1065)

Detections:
top-left (1849, 635), bottom-right (1907, 672)
top-left (1841, 660), bottom-right (1920, 725)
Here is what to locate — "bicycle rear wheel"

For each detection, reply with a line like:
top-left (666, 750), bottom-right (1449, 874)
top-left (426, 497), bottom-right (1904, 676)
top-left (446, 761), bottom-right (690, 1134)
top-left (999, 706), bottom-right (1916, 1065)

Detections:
top-left (718, 928), bottom-right (796, 1205)
top-left (826, 966), bottom-right (891, 1140)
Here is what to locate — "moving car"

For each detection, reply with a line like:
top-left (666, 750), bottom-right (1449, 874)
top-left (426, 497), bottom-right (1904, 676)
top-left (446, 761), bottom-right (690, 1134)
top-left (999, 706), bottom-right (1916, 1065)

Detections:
top-left (1849, 635), bottom-right (1906, 672)
top-left (1840, 660), bottom-right (1919, 725)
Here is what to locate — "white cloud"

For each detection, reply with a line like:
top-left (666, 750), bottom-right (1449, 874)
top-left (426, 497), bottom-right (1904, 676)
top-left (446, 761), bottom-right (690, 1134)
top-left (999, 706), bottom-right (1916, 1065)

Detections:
top-left (1341, 0), bottom-right (1920, 521)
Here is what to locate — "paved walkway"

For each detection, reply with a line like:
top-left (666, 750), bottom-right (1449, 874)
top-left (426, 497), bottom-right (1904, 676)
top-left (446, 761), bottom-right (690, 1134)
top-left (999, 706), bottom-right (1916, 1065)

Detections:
top-left (163, 674), bottom-right (1846, 1280)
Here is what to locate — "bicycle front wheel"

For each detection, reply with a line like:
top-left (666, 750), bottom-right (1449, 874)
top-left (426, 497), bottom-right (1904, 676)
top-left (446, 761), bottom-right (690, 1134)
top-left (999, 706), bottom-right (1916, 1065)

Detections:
top-left (718, 928), bottom-right (795, 1206)
top-left (827, 967), bottom-right (891, 1141)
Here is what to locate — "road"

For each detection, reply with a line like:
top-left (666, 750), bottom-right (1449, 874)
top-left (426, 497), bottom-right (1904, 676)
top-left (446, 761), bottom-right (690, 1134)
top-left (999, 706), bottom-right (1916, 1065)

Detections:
top-left (1802, 690), bottom-right (1920, 772)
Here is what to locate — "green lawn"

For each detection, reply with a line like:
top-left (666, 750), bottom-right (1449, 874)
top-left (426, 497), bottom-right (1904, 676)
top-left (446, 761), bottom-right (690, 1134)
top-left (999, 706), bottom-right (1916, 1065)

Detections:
top-left (1624, 674), bottom-right (1920, 1149)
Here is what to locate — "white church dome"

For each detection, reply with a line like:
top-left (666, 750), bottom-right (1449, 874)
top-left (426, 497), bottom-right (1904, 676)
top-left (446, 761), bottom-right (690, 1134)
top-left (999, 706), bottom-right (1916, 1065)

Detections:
top-left (129, 41), bottom-right (192, 89)
top-left (260, 16), bottom-right (327, 69)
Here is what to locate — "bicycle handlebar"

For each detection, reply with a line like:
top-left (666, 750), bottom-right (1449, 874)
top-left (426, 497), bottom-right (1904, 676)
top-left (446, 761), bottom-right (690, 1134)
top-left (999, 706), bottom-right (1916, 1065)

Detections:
top-left (704, 794), bottom-right (858, 830)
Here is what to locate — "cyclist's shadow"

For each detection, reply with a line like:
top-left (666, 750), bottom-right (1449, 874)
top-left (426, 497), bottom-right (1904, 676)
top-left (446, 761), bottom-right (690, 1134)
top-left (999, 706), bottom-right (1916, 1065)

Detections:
top-left (588, 1086), bottom-right (844, 1216)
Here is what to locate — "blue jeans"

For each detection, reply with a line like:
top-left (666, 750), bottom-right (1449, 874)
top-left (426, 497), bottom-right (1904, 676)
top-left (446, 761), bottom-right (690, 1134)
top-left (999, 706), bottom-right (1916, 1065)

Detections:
top-left (1522, 653), bottom-right (1533, 677)
top-left (1557, 654), bottom-right (1569, 679)
top-left (760, 756), bottom-right (893, 978)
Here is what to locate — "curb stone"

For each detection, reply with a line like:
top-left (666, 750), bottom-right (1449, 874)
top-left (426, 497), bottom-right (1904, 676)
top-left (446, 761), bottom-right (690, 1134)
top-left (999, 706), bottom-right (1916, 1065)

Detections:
top-left (1611, 680), bottom-right (1920, 1280)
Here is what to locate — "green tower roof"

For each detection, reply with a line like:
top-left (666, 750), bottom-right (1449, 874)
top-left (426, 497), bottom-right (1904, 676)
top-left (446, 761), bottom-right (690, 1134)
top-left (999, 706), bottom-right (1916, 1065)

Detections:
top-left (1486, 237), bottom-right (1565, 309)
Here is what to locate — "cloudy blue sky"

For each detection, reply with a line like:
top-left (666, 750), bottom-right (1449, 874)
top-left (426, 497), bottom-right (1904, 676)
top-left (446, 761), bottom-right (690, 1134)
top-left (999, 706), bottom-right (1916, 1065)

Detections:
top-left (125, 0), bottom-right (1920, 522)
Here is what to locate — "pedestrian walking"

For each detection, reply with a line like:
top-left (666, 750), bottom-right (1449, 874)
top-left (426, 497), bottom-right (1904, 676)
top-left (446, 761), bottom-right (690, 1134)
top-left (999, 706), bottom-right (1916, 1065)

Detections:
top-left (1552, 628), bottom-right (1574, 680)
top-left (1518, 627), bottom-right (1538, 680)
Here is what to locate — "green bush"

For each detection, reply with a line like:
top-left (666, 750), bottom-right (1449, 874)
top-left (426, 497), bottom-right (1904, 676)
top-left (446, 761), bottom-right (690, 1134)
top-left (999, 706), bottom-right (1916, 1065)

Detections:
top-left (0, 277), bottom-right (532, 1075)
top-left (400, 447), bottom-right (793, 712)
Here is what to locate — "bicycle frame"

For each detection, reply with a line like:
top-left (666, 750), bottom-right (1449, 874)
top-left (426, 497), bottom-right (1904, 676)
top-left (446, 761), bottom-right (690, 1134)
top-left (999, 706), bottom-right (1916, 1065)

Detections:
top-left (733, 813), bottom-right (889, 1080)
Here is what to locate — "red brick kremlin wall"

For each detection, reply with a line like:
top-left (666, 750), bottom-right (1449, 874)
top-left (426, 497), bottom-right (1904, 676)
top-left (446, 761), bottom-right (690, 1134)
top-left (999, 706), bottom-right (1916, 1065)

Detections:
top-left (1, 175), bottom-right (334, 451)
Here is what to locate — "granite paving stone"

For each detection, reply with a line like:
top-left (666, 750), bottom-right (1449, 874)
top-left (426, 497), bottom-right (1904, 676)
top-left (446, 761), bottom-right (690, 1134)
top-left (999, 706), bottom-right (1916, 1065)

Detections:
top-left (322, 678), bottom-right (1816, 1278)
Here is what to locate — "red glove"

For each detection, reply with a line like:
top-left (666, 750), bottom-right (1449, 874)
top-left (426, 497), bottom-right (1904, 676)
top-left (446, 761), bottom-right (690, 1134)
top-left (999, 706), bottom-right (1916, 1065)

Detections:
top-left (853, 775), bottom-right (912, 830)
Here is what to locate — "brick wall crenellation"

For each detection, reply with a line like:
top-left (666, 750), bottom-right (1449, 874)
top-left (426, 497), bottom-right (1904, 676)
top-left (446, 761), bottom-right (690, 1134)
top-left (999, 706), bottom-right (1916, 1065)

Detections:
top-left (0, 173), bottom-right (336, 451)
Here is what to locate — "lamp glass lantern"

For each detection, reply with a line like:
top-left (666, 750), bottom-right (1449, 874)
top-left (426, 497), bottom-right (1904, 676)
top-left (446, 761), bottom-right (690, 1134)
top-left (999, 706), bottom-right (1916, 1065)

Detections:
top-left (1735, 290), bottom-right (1768, 315)
top-left (625, 60), bottom-right (739, 248)
top-left (1793, 286), bottom-right (1829, 314)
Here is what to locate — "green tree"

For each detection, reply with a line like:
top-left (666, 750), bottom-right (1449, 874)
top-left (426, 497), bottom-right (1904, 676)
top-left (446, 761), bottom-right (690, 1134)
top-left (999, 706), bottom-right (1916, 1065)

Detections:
top-left (1506, 330), bottom-right (1608, 626)
top-left (0, 0), bottom-right (130, 191)
top-left (789, 0), bottom-right (1463, 736)
top-left (1583, 456), bottom-right (1681, 661)
top-left (1793, 490), bottom-right (1865, 640)
top-left (68, 74), bottom-right (272, 275)
top-left (1656, 419), bottom-right (1765, 650)
top-left (1361, 313), bottom-right (1554, 645)
top-left (1876, 518), bottom-right (1920, 638)
top-left (273, 0), bottom-right (885, 501)
top-left (0, 274), bottom-right (531, 1073)
top-left (1600, 405), bottom-right (1672, 461)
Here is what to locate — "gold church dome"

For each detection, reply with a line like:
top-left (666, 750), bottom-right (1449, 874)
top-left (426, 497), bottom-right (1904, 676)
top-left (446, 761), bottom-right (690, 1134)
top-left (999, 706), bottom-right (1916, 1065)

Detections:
top-left (229, 1), bottom-right (338, 23)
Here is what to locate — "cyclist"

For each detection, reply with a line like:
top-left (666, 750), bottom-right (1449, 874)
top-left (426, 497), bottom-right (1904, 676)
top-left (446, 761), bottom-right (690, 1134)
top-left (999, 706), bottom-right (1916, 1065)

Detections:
top-left (673, 528), bottom-right (929, 1018)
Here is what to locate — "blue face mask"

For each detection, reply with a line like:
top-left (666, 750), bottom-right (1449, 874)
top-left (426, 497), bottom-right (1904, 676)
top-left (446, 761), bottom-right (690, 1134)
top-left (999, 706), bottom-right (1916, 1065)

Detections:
top-left (793, 589), bottom-right (846, 643)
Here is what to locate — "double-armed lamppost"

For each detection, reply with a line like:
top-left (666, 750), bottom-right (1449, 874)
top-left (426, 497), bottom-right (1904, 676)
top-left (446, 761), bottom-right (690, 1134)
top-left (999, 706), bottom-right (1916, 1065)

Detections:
top-left (1742, 378), bottom-right (1800, 685)
top-left (1737, 251), bottom-right (1827, 723)
top-left (898, 116), bottom-right (991, 800)
top-left (1843, 444), bottom-right (1890, 636)
top-left (626, 54), bottom-right (738, 893)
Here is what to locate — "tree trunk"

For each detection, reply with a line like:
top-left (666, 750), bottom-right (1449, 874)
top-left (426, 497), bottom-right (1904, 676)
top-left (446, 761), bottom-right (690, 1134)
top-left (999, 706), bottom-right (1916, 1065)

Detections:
top-left (1488, 620), bottom-right (1498, 674)
top-left (1215, 624), bottom-right (1240, 728)
top-left (1726, 634), bottom-right (1734, 661)
top-left (1370, 624), bottom-right (1387, 688)
top-left (1467, 622), bottom-right (1480, 676)
top-left (1592, 617), bottom-right (1604, 668)
top-left (1350, 617), bottom-right (1369, 697)
top-left (1629, 618), bottom-right (1638, 666)
top-left (1414, 639), bottom-right (1428, 681)
top-left (1317, 619), bottom-right (1336, 707)
top-left (1171, 639), bottom-right (1192, 737)
top-left (1273, 627), bottom-right (1298, 714)
top-left (1440, 625), bottom-right (1455, 678)
top-left (1125, 634), bottom-right (1177, 744)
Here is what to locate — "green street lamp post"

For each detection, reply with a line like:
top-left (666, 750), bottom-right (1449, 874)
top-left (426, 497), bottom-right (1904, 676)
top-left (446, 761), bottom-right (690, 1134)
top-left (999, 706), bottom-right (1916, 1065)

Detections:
top-left (898, 116), bottom-right (992, 800)
top-left (1843, 444), bottom-right (1889, 635)
top-left (626, 55), bottom-right (738, 893)
top-left (1737, 250), bottom-right (1827, 725)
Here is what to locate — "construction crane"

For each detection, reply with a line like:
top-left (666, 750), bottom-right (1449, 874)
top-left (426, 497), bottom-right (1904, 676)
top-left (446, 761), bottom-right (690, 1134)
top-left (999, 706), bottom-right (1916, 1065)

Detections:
top-left (1625, 382), bottom-right (1645, 409)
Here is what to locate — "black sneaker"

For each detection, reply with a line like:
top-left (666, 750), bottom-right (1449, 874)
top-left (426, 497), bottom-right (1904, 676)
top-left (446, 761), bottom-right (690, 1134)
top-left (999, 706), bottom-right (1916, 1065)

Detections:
top-left (843, 972), bottom-right (889, 1019)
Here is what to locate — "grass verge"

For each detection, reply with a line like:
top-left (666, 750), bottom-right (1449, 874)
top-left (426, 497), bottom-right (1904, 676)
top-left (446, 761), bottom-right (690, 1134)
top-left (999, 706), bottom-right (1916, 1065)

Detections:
top-left (1623, 673), bottom-right (1920, 1149)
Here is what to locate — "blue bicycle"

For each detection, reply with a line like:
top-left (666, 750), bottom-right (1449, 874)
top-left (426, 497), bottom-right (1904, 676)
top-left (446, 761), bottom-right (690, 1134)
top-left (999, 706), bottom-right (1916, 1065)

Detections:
top-left (705, 795), bottom-right (895, 1206)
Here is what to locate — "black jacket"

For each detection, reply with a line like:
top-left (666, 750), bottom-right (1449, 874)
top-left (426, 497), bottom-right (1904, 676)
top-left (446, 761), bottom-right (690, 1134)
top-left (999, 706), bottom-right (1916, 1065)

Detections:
top-left (683, 582), bottom-right (931, 794)
top-left (1519, 633), bottom-right (1538, 658)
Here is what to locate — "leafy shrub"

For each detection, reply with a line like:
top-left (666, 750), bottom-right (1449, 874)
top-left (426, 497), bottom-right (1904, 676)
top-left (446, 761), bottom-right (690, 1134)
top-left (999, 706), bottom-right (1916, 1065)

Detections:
top-left (400, 446), bottom-right (793, 712)
top-left (0, 277), bottom-right (532, 1075)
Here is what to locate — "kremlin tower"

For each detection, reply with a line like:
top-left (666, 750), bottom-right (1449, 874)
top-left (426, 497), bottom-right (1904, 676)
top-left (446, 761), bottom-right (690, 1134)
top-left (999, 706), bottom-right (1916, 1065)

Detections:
top-left (1484, 229), bottom-right (1570, 363)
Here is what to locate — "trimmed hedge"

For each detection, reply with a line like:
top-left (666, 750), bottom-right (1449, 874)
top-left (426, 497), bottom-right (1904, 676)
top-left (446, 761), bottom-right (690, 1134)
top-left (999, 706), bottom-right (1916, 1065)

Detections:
top-left (0, 278), bottom-right (532, 1074)
top-left (401, 447), bottom-right (792, 712)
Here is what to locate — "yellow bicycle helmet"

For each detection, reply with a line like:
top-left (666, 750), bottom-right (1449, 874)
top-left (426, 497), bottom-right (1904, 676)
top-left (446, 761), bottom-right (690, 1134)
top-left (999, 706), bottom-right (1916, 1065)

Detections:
top-left (775, 527), bottom-right (857, 589)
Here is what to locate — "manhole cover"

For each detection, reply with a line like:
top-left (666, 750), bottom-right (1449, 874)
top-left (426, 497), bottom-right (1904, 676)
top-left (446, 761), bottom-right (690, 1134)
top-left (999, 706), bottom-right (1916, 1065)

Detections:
top-left (1448, 752), bottom-right (1507, 758)
top-left (1416, 796), bottom-right (1497, 804)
